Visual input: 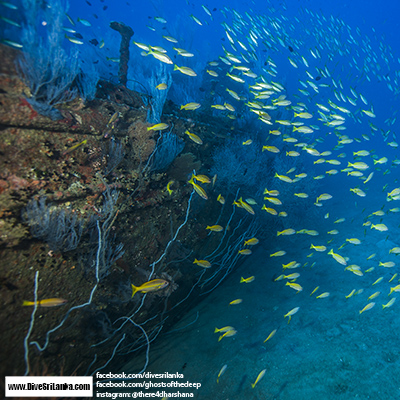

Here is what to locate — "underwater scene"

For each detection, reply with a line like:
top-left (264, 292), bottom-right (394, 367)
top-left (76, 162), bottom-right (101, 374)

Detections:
top-left (1, 0), bottom-right (400, 398)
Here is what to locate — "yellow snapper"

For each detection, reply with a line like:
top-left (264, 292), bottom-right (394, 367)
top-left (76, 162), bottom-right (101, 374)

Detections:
top-left (359, 302), bottom-right (375, 314)
top-left (206, 225), bottom-right (223, 232)
top-left (22, 298), bottom-right (67, 307)
top-left (244, 238), bottom-right (259, 246)
top-left (240, 276), bottom-right (255, 283)
top-left (264, 329), bottom-right (277, 343)
top-left (328, 249), bottom-right (347, 265)
top-left (193, 259), bottom-right (211, 268)
top-left (270, 250), bottom-right (286, 257)
top-left (131, 279), bottom-right (169, 298)
top-left (185, 130), bottom-right (203, 144)
top-left (251, 369), bottom-right (266, 389)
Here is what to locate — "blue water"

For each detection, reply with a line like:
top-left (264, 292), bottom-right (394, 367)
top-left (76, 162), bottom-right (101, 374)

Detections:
top-left (3, 0), bottom-right (400, 397)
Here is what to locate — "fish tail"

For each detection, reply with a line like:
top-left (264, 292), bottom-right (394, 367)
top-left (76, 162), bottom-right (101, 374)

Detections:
top-left (22, 300), bottom-right (33, 306)
top-left (131, 284), bottom-right (138, 298)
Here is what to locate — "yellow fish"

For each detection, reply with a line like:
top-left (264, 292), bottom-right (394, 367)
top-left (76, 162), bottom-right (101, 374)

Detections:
top-left (206, 225), bottom-right (223, 232)
top-left (174, 64), bottom-right (197, 76)
top-left (217, 194), bottom-right (225, 204)
top-left (229, 299), bottom-right (242, 305)
top-left (382, 298), bottom-right (396, 309)
top-left (251, 369), bottom-right (266, 389)
top-left (193, 259), bottom-right (211, 268)
top-left (359, 302), bottom-right (375, 314)
top-left (284, 273), bottom-right (300, 280)
top-left (374, 157), bottom-right (388, 165)
top-left (316, 193), bottom-right (332, 202)
top-left (316, 292), bottom-right (330, 299)
top-left (165, 180), bottom-right (175, 196)
top-left (274, 173), bottom-right (293, 183)
top-left (207, 70), bottom-right (219, 77)
top-left (372, 277), bottom-right (383, 286)
top-left (345, 289), bottom-right (356, 299)
top-left (310, 286), bottom-right (319, 296)
top-left (294, 112), bottom-right (313, 119)
top-left (238, 197), bottom-right (255, 215)
top-left (131, 279), bottom-right (169, 298)
top-left (350, 188), bottom-right (366, 197)
top-left (238, 249), bottom-right (252, 255)
top-left (264, 197), bottom-right (282, 205)
top-left (264, 189), bottom-right (280, 196)
top-left (328, 249), bottom-right (347, 266)
top-left (214, 326), bottom-right (234, 333)
top-left (282, 261), bottom-right (299, 270)
top-left (156, 83), bottom-right (168, 90)
top-left (270, 250), bottom-right (286, 257)
top-left (379, 261), bottom-right (395, 268)
top-left (217, 364), bottom-right (227, 383)
top-left (284, 306), bottom-right (299, 323)
top-left (22, 298), bottom-right (67, 307)
top-left (346, 238), bottom-right (361, 245)
top-left (185, 130), bottom-right (203, 144)
top-left (310, 244), bottom-right (326, 252)
top-left (348, 161), bottom-right (369, 170)
top-left (180, 102), bottom-right (201, 111)
top-left (262, 205), bottom-right (278, 215)
top-left (285, 282), bottom-right (303, 292)
top-left (368, 292), bottom-right (380, 300)
top-left (371, 224), bottom-right (388, 232)
top-left (240, 276), bottom-right (255, 283)
top-left (147, 123), bottom-right (169, 131)
top-left (334, 218), bottom-right (345, 224)
top-left (193, 174), bottom-right (211, 183)
top-left (218, 329), bottom-right (237, 342)
top-left (63, 139), bottom-right (87, 155)
top-left (244, 238), bottom-right (259, 246)
top-left (345, 265), bottom-right (363, 276)
top-left (363, 172), bottom-right (374, 184)
top-left (188, 175), bottom-right (207, 200)
top-left (304, 230), bottom-right (319, 236)
top-left (389, 285), bottom-right (400, 295)
top-left (277, 229), bottom-right (296, 236)
top-left (263, 329), bottom-right (277, 343)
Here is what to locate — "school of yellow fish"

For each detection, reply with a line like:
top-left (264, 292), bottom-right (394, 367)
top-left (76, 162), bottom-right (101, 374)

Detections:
top-left (51, 0), bottom-right (400, 390)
